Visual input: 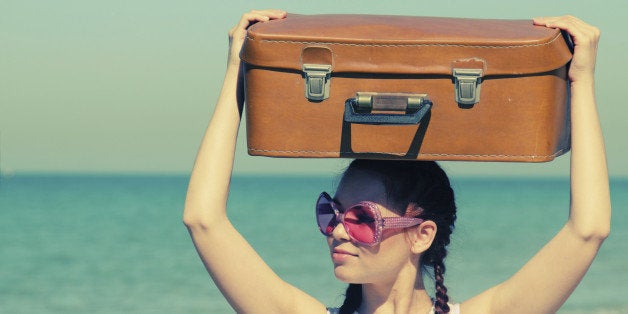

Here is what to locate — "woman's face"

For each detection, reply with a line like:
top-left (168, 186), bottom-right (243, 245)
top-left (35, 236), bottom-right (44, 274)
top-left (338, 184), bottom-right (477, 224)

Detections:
top-left (327, 170), bottom-right (418, 284)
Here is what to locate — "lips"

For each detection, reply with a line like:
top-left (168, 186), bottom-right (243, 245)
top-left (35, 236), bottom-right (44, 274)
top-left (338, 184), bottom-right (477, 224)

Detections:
top-left (333, 248), bottom-right (357, 256)
top-left (331, 247), bottom-right (358, 263)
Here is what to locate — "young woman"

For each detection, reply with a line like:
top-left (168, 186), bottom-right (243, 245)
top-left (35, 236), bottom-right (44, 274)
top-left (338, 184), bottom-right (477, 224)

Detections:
top-left (183, 10), bottom-right (610, 313)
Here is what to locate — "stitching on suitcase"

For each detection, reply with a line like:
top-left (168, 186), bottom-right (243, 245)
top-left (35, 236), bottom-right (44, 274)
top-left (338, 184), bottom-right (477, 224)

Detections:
top-left (249, 33), bottom-right (562, 49)
top-left (248, 147), bottom-right (568, 159)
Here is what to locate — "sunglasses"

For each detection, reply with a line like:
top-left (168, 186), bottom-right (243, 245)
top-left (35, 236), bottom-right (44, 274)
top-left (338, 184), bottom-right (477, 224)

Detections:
top-left (315, 192), bottom-right (424, 246)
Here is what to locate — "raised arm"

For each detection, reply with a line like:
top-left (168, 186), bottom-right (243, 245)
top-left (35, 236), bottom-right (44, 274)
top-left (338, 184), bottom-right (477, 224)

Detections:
top-left (462, 16), bottom-right (610, 314)
top-left (183, 10), bottom-right (325, 313)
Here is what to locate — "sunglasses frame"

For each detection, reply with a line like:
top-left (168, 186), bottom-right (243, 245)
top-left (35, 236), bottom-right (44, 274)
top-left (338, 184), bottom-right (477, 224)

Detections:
top-left (316, 192), bottom-right (424, 246)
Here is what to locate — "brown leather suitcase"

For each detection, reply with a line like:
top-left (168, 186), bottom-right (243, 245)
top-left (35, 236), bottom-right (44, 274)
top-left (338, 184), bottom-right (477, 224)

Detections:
top-left (241, 14), bottom-right (573, 162)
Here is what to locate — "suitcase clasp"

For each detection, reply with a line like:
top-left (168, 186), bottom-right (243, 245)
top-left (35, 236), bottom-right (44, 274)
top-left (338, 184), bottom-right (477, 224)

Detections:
top-left (453, 68), bottom-right (483, 105)
top-left (303, 64), bottom-right (332, 101)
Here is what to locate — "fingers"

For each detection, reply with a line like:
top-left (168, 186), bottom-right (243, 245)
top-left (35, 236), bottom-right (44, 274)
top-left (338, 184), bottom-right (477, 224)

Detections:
top-left (533, 15), bottom-right (600, 83)
top-left (533, 15), bottom-right (600, 43)
top-left (237, 10), bottom-right (284, 29)
top-left (533, 15), bottom-right (590, 29)
top-left (226, 9), bottom-right (287, 67)
top-left (229, 9), bottom-right (287, 39)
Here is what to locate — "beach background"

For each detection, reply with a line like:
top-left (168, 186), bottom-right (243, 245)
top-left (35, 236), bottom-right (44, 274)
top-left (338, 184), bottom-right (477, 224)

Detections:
top-left (1, 175), bottom-right (626, 313)
top-left (1, 0), bottom-right (627, 313)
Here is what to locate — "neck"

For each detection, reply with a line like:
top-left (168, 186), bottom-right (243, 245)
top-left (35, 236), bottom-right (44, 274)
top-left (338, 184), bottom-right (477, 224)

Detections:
top-left (358, 268), bottom-right (433, 314)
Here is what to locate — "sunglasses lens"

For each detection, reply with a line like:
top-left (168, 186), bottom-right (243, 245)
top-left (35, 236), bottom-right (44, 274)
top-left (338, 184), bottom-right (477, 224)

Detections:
top-left (344, 205), bottom-right (377, 244)
top-left (316, 195), bottom-right (337, 235)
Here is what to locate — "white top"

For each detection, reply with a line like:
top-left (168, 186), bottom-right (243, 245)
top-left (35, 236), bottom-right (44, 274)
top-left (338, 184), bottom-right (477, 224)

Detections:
top-left (327, 303), bottom-right (460, 314)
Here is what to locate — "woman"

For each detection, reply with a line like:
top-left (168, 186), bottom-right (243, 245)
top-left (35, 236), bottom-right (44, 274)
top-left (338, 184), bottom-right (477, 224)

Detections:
top-left (183, 10), bottom-right (610, 313)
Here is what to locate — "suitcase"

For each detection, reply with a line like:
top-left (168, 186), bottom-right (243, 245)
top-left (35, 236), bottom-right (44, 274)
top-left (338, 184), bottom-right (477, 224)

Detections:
top-left (241, 14), bottom-right (573, 162)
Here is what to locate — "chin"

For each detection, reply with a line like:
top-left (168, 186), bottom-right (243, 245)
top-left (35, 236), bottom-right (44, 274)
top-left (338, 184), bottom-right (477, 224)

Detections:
top-left (334, 266), bottom-right (363, 284)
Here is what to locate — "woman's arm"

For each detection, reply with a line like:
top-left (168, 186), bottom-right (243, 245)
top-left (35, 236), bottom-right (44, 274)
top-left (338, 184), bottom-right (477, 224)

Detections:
top-left (183, 10), bottom-right (326, 313)
top-left (462, 16), bottom-right (610, 314)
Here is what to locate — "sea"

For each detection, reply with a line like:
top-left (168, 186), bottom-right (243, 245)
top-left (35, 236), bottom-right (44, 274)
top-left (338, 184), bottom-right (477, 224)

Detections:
top-left (0, 174), bottom-right (626, 314)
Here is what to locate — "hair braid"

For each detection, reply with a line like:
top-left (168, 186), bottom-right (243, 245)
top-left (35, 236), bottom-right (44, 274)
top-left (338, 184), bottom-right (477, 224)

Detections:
top-left (422, 194), bottom-right (454, 314)
top-left (339, 284), bottom-right (362, 314)
top-left (433, 259), bottom-right (450, 314)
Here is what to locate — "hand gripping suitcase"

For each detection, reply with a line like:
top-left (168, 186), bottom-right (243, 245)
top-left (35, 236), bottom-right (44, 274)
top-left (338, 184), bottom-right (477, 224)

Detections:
top-left (241, 14), bottom-right (573, 162)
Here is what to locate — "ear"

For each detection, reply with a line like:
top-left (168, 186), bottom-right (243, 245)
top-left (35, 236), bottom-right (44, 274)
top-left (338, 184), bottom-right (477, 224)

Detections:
top-left (407, 220), bottom-right (437, 255)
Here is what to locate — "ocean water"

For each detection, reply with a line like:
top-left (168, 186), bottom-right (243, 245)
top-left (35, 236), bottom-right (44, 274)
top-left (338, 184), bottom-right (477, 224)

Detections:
top-left (0, 174), bottom-right (626, 314)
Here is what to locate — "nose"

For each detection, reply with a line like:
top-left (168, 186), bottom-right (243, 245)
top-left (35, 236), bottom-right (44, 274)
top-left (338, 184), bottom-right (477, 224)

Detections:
top-left (330, 220), bottom-right (351, 241)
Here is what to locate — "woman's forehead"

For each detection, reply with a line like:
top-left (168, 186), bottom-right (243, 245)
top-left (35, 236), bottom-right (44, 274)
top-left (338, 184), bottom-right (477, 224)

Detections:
top-left (334, 171), bottom-right (391, 209)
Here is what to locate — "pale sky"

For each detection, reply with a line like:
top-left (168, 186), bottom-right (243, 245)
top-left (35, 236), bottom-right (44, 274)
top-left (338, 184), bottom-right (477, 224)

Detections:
top-left (1, 0), bottom-right (626, 177)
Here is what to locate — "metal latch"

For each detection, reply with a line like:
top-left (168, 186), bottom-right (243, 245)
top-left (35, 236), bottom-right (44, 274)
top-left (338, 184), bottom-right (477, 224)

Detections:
top-left (303, 64), bottom-right (332, 101)
top-left (453, 68), bottom-right (483, 105)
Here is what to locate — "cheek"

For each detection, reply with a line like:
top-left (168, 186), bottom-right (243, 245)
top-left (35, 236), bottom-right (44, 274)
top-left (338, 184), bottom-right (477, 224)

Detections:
top-left (354, 249), bottom-right (410, 283)
top-left (372, 232), bottom-right (413, 264)
top-left (355, 229), bottom-right (409, 256)
top-left (381, 228), bottom-right (411, 249)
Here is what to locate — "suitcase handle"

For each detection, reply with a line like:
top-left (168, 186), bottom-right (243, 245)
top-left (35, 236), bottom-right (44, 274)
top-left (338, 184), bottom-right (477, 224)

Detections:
top-left (343, 92), bottom-right (432, 125)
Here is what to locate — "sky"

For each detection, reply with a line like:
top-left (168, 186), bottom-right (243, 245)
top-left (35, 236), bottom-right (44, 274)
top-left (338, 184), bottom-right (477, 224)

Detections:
top-left (1, 0), bottom-right (626, 177)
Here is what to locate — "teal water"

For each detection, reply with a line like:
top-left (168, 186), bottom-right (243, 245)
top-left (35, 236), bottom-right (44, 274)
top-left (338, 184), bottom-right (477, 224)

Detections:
top-left (0, 175), bottom-right (626, 313)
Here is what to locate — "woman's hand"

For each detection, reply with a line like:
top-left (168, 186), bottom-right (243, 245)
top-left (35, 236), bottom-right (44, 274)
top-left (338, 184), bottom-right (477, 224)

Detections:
top-left (227, 9), bottom-right (287, 67)
top-left (533, 15), bottom-right (600, 85)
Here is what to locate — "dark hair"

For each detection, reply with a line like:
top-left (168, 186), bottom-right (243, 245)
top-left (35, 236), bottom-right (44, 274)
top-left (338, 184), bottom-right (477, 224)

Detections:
top-left (337, 159), bottom-right (457, 314)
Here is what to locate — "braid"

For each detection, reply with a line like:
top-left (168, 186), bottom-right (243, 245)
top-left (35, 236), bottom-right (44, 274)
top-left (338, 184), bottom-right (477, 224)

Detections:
top-left (423, 201), bottom-right (454, 314)
top-left (339, 284), bottom-right (362, 314)
top-left (433, 259), bottom-right (450, 314)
